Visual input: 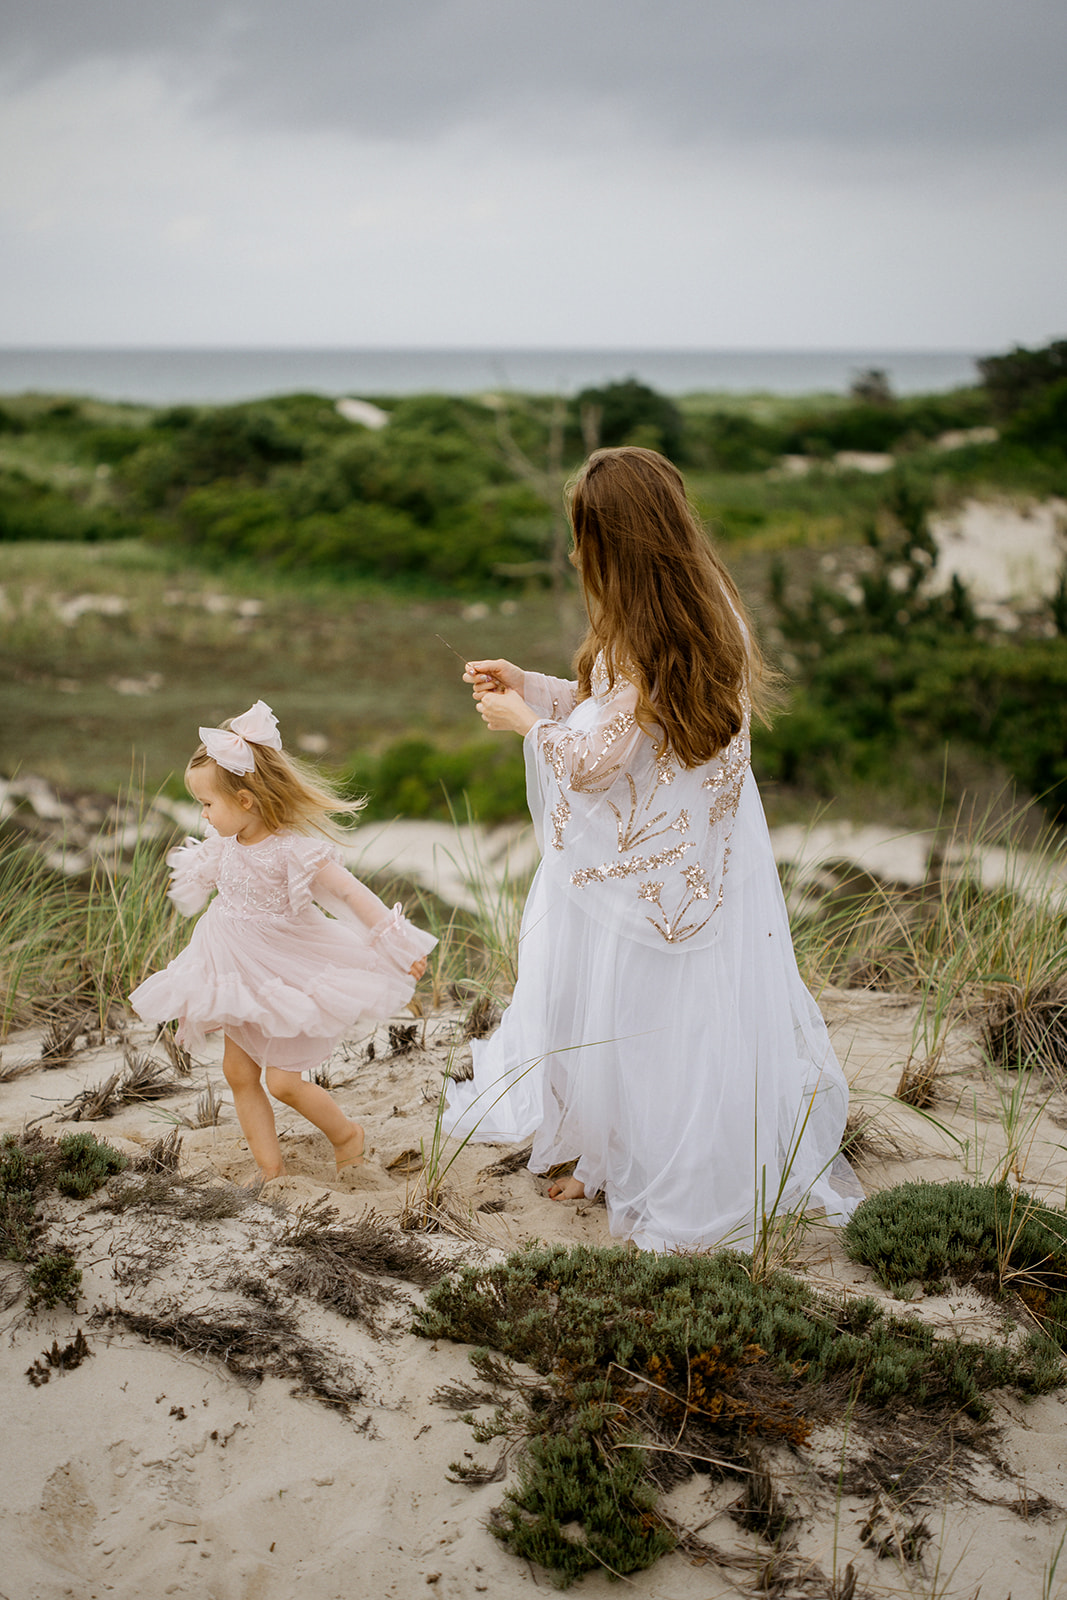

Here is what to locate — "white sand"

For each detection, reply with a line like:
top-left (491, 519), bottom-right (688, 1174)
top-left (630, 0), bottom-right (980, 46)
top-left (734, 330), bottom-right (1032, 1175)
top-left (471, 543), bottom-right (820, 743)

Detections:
top-left (4, 987), bottom-right (1067, 1599)
top-left (930, 497), bottom-right (1067, 607)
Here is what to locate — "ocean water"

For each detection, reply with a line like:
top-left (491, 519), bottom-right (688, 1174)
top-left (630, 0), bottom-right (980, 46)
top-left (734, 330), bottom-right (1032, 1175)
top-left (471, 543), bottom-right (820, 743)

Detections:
top-left (0, 347), bottom-right (981, 405)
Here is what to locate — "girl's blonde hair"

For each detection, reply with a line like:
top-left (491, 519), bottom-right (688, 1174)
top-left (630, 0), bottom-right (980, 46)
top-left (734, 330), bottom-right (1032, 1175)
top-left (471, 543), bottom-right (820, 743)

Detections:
top-left (188, 720), bottom-right (364, 841)
top-left (568, 446), bottom-right (776, 768)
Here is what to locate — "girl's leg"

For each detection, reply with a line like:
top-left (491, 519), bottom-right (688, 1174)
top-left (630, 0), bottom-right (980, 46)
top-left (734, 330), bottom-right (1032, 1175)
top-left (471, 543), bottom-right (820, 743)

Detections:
top-left (222, 1037), bottom-right (285, 1178)
top-left (264, 1067), bottom-right (364, 1170)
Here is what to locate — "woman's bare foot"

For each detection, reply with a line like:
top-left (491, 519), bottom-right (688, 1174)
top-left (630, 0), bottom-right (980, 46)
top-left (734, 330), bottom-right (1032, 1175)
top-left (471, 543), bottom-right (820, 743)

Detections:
top-left (333, 1122), bottom-right (365, 1172)
top-left (547, 1176), bottom-right (586, 1201)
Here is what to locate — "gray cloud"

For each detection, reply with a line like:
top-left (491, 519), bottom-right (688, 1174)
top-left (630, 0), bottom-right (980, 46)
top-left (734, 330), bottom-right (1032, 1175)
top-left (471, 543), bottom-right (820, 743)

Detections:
top-left (4, 0), bottom-right (1067, 154)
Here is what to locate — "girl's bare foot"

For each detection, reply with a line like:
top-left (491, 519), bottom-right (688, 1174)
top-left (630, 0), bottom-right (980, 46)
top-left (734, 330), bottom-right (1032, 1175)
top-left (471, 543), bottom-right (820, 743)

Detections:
top-left (333, 1122), bottom-right (365, 1172)
top-left (547, 1176), bottom-right (586, 1201)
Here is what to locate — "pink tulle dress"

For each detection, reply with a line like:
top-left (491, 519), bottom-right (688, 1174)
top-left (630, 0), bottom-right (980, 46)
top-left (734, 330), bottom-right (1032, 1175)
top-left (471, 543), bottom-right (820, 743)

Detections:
top-left (130, 829), bottom-right (436, 1072)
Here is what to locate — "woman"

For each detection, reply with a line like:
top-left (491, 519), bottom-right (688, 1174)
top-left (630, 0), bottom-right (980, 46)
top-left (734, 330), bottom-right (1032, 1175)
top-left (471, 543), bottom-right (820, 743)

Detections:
top-left (443, 446), bottom-right (860, 1251)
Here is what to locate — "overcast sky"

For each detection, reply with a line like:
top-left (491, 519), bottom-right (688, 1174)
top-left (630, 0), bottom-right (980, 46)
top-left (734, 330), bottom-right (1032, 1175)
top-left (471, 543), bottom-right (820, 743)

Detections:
top-left (1, 1), bottom-right (1064, 349)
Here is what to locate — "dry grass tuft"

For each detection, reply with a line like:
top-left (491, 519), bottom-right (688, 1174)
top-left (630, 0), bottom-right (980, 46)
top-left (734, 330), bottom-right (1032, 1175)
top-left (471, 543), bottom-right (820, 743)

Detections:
top-left (478, 1141), bottom-right (534, 1179)
top-left (63, 1047), bottom-right (184, 1120)
top-left (0, 1051), bottom-right (38, 1083)
top-left (133, 1129), bottom-right (183, 1173)
top-left (461, 991), bottom-right (499, 1041)
top-left (985, 980), bottom-right (1067, 1084)
top-left (839, 1110), bottom-right (906, 1166)
top-left (99, 1167), bottom-right (253, 1222)
top-left (388, 1022), bottom-right (421, 1056)
top-left (118, 1047), bottom-right (183, 1101)
top-left (895, 1056), bottom-right (942, 1109)
top-left (25, 1328), bottom-right (93, 1387)
top-left (39, 1014), bottom-right (83, 1068)
top-left (155, 1023), bottom-right (193, 1076)
top-left (280, 1198), bottom-right (446, 1289)
top-left (100, 1303), bottom-right (365, 1412)
top-left (64, 1070), bottom-right (122, 1121)
top-left (727, 1443), bottom-right (796, 1544)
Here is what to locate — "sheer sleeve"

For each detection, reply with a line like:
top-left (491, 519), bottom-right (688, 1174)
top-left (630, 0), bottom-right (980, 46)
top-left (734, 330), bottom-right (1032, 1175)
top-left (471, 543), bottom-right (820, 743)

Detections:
top-left (525, 677), bottom-right (644, 853)
top-left (311, 860), bottom-right (438, 973)
top-left (522, 671), bottom-right (578, 722)
top-left (286, 836), bottom-right (342, 914)
top-left (369, 904), bottom-right (439, 976)
top-left (165, 830), bottom-right (226, 916)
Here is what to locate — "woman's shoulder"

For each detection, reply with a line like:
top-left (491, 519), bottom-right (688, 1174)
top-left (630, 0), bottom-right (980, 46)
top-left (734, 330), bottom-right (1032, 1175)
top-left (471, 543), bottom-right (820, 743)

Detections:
top-left (590, 650), bottom-right (638, 702)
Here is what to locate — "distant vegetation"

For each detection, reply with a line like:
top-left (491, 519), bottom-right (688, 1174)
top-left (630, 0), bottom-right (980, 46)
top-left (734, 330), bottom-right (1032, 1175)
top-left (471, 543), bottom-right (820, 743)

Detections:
top-left (1, 337), bottom-right (1066, 821)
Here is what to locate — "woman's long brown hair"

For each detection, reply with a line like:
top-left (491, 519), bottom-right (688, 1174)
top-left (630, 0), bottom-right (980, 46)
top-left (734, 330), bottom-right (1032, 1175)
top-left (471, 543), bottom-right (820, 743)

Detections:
top-left (568, 446), bottom-right (773, 767)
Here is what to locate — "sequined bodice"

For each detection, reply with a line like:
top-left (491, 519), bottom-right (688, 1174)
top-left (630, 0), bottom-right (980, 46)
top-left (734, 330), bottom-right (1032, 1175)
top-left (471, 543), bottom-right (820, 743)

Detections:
top-left (215, 833), bottom-right (300, 919)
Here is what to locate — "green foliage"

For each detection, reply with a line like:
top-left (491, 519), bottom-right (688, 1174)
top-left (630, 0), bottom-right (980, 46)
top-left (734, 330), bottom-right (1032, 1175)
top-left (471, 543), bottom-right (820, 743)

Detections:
top-left (344, 736), bottom-right (527, 823)
top-left (979, 338), bottom-right (1067, 421)
top-left (845, 1180), bottom-right (1067, 1350)
top-left (26, 1251), bottom-right (82, 1311)
top-left (693, 411), bottom-right (786, 473)
top-left (55, 1131), bottom-right (129, 1198)
top-left (416, 1240), bottom-right (1059, 1583)
top-left (1, 1130), bottom-right (128, 1261)
top-left (0, 468), bottom-right (133, 543)
top-left (779, 388), bottom-right (991, 457)
top-left (496, 1412), bottom-right (673, 1586)
top-left (1005, 378), bottom-right (1067, 454)
top-left (107, 391), bottom-right (558, 585)
top-left (762, 475), bottom-right (1067, 817)
top-left (418, 1242), bottom-right (1043, 1413)
top-left (572, 378), bottom-right (685, 460)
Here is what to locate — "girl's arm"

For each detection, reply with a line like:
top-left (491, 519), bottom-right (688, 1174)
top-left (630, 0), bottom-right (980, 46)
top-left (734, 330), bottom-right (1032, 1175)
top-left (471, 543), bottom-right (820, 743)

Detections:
top-left (312, 860), bottom-right (432, 978)
top-left (165, 831), bottom-right (225, 915)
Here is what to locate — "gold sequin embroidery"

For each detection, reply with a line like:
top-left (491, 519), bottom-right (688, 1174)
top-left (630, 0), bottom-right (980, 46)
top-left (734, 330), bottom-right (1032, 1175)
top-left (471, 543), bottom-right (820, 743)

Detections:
top-left (550, 797), bottom-right (570, 851)
top-left (571, 840), bottom-right (692, 888)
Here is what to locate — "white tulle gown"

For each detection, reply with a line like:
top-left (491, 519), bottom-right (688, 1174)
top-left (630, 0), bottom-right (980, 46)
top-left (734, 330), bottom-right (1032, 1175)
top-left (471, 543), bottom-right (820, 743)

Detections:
top-left (443, 662), bottom-right (862, 1252)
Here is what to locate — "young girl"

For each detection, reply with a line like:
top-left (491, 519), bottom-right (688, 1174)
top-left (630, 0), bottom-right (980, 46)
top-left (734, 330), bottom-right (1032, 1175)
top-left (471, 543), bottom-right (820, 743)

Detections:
top-left (130, 700), bottom-right (435, 1181)
top-left (444, 447), bottom-right (861, 1252)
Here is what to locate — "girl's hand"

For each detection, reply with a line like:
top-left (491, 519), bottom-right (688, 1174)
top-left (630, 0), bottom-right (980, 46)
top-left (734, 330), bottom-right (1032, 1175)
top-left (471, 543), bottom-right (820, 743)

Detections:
top-left (463, 658), bottom-right (523, 699)
top-left (477, 687), bottom-right (539, 736)
top-left (409, 956), bottom-right (427, 980)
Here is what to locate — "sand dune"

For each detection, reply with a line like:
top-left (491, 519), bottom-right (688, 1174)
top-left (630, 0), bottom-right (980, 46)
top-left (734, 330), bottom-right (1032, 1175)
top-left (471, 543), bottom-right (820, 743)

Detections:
top-left (4, 985), bottom-right (1067, 1599)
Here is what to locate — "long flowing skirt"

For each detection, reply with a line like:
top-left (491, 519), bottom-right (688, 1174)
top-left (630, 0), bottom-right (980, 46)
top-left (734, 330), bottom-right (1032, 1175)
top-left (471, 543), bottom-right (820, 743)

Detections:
top-left (443, 780), bottom-right (861, 1252)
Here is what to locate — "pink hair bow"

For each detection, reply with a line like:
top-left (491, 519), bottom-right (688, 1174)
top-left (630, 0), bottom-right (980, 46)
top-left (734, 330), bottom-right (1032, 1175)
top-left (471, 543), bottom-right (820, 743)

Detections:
top-left (199, 700), bottom-right (282, 775)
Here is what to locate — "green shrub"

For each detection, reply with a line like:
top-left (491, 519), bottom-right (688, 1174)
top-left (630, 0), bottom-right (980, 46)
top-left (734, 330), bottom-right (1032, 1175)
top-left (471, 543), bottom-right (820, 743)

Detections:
top-left (416, 1241), bottom-right (1060, 1584)
top-left (496, 1410), bottom-right (674, 1585)
top-left (1, 1131), bottom-right (128, 1259)
top-left (26, 1251), bottom-right (82, 1311)
top-left (55, 1132), bottom-right (129, 1198)
top-left (344, 737), bottom-right (527, 822)
top-left (1005, 378), bottom-right (1067, 455)
top-left (571, 379), bottom-right (685, 460)
top-left (845, 1180), bottom-right (1067, 1312)
top-left (0, 469), bottom-right (133, 543)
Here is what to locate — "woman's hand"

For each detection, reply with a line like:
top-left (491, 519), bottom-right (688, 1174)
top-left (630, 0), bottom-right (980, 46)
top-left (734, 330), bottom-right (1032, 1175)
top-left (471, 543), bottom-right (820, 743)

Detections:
top-left (463, 658), bottom-right (523, 699)
top-left (477, 687), bottom-right (539, 736)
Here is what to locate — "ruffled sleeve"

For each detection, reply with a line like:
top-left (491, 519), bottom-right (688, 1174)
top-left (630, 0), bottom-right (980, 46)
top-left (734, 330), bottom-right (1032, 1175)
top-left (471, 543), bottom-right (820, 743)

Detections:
top-left (370, 904), bottom-right (438, 976)
top-left (285, 835), bottom-right (343, 914)
top-left (165, 831), bottom-right (226, 916)
top-left (522, 671), bottom-right (578, 723)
